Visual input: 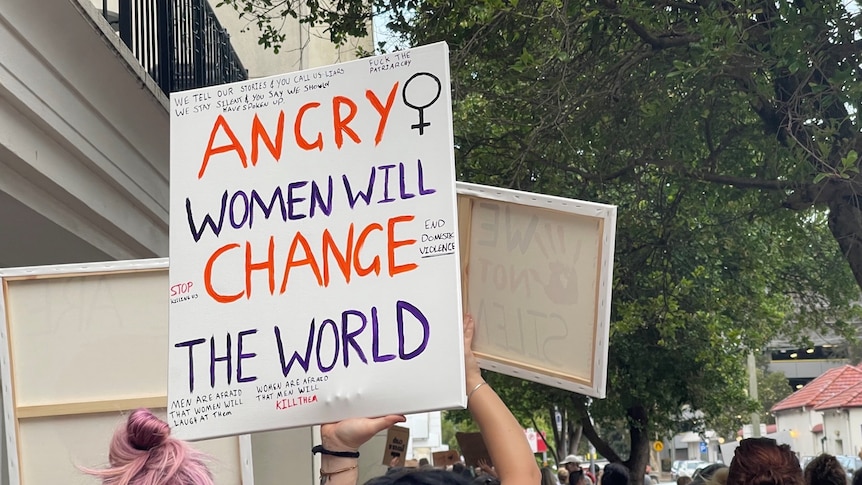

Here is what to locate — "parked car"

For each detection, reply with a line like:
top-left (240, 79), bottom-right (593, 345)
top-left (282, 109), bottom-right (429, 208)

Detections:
top-left (798, 456), bottom-right (816, 470)
top-left (835, 456), bottom-right (862, 479)
top-left (671, 460), bottom-right (710, 480)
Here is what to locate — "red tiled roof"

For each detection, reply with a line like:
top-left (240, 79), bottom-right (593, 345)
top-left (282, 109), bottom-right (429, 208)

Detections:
top-left (771, 365), bottom-right (862, 412)
top-left (812, 423), bottom-right (823, 433)
top-left (815, 380), bottom-right (862, 410)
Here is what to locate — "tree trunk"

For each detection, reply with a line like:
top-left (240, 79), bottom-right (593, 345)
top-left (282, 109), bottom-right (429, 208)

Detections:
top-left (828, 195), bottom-right (862, 290)
top-left (624, 405), bottom-right (651, 485)
top-left (570, 422), bottom-right (583, 455)
top-left (572, 398), bottom-right (654, 485)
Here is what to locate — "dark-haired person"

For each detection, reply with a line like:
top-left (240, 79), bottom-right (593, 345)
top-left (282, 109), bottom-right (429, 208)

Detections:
top-left (569, 468), bottom-right (586, 485)
top-left (726, 437), bottom-right (803, 485)
top-left (803, 454), bottom-right (846, 485)
top-left (601, 463), bottom-right (630, 485)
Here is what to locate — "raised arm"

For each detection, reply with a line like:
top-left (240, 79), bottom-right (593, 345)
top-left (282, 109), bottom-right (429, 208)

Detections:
top-left (463, 314), bottom-right (541, 485)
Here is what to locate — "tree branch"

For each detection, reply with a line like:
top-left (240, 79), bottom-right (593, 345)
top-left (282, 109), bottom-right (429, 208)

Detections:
top-left (598, 0), bottom-right (700, 49)
top-left (572, 397), bottom-right (623, 463)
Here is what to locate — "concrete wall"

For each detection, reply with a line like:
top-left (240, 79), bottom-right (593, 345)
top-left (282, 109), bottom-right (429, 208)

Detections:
top-left (820, 408), bottom-right (862, 457)
top-left (774, 409), bottom-right (822, 456)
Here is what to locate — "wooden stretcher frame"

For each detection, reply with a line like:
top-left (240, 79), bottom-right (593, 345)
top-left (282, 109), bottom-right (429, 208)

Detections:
top-left (456, 182), bottom-right (616, 398)
top-left (0, 258), bottom-right (253, 485)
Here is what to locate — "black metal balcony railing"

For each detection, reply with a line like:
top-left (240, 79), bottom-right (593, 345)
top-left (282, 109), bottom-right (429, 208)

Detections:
top-left (103, 0), bottom-right (248, 95)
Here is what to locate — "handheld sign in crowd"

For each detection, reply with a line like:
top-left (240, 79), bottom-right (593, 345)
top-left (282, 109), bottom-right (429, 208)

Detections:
top-left (432, 450), bottom-right (461, 467)
top-left (455, 432), bottom-right (491, 468)
top-left (382, 425), bottom-right (410, 466)
top-left (457, 183), bottom-right (616, 398)
top-left (168, 43), bottom-right (465, 440)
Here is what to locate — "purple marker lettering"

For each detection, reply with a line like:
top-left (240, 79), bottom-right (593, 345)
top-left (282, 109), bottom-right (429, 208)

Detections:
top-left (237, 329), bottom-right (258, 383)
top-left (397, 300), bottom-right (429, 360)
top-left (229, 191), bottom-right (250, 228)
top-left (316, 318), bottom-right (340, 372)
top-left (377, 164), bottom-right (397, 203)
top-left (341, 309), bottom-right (369, 367)
top-left (175, 338), bottom-right (206, 392)
top-left (416, 159), bottom-right (436, 195)
top-left (398, 162), bottom-right (416, 199)
top-left (274, 321), bottom-right (315, 376)
top-left (371, 306), bottom-right (396, 362)
top-left (210, 333), bottom-right (233, 388)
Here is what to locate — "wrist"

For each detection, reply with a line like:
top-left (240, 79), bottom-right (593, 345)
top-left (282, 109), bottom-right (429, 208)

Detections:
top-left (319, 433), bottom-right (359, 454)
top-left (466, 375), bottom-right (484, 394)
top-left (321, 454), bottom-right (359, 469)
top-left (319, 456), bottom-right (359, 485)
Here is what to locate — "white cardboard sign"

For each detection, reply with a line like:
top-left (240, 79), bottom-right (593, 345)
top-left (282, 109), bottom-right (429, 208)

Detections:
top-left (169, 43), bottom-right (464, 440)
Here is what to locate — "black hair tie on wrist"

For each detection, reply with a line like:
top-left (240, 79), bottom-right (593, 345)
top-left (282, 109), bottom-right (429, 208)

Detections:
top-left (312, 444), bottom-right (360, 458)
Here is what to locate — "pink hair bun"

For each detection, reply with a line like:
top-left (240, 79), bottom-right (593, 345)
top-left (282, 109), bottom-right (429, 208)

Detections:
top-left (81, 408), bottom-right (214, 485)
top-left (126, 408), bottom-right (170, 451)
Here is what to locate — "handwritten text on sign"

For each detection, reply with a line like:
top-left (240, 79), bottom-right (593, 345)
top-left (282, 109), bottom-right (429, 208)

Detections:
top-left (168, 43), bottom-right (465, 440)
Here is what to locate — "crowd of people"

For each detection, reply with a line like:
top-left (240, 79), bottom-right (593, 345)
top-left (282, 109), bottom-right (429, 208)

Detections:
top-left (82, 314), bottom-right (862, 485)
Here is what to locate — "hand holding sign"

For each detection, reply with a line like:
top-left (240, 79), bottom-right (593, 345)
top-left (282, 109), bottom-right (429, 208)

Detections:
top-left (320, 415), bottom-right (406, 453)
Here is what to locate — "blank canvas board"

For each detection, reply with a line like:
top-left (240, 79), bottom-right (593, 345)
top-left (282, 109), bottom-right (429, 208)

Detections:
top-left (457, 183), bottom-right (616, 398)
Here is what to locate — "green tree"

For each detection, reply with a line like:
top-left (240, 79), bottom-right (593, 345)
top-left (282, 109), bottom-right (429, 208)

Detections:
top-left (759, 369), bottom-right (794, 425)
top-left (220, 0), bottom-right (862, 482)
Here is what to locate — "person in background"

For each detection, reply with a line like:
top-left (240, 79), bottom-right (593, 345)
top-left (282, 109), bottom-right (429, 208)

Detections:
top-left (452, 462), bottom-right (473, 480)
top-left (542, 467), bottom-right (560, 485)
top-left (557, 467), bottom-right (570, 485)
top-left (82, 408), bottom-right (214, 485)
top-left (327, 314), bottom-right (540, 485)
top-left (601, 463), bottom-right (630, 485)
top-left (476, 458), bottom-right (498, 480)
top-left (560, 456), bottom-right (582, 482)
top-left (851, 468), bottom-right (862, 485)
top-left (569, 468), bottom-right (586, 485)
top-left (803, 454), bottom-right (846, 485)
top-left (726, 438), bottom-right (803, 485)
top-left (691, 463), bottom-right (728, 485)
top-left (586, 468), bottom-right (597, 485)
top-left (677, 476), bottom-right (693, 485)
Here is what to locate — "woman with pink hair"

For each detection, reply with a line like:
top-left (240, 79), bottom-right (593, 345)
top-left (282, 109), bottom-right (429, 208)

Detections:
top-left (84, 408), bottom-right (214, 485)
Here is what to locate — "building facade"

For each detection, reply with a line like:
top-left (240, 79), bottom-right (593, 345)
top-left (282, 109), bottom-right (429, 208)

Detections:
top-left (772, 365), bottom-right (862, 457)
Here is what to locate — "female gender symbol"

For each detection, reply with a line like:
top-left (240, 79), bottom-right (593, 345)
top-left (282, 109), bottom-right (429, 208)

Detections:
top-left (401, 72), bottom-right (442, 135)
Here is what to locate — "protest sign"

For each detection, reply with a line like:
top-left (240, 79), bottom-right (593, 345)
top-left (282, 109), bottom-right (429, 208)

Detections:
top-left (457, 183), bottom-right (616, 398)
top-left (382, 425), bottom-right (411, 466)
top-left (433, 450), bottom-right (461, 467)
top-left (454, 432), bottom-right (491, 467)
top-left (168, 43), bottom-right (464, 440)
